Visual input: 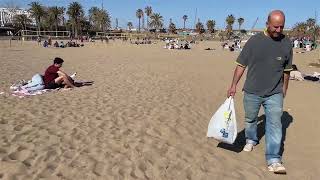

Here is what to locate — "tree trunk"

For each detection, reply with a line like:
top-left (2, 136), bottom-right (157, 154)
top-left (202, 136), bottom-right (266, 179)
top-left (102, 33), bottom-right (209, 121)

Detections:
top-left (56, 18), bottom-right (58, 37)
top-left (38, 24), bottom-right (40, 35)
top-left (37, 17), bottom-right (41, 36)
top-left (138, 18), bottom-right (141, 33)
top-left (75, 23), bottom-right (78, 38)
top-left (72, 23), bottom-right (75, 38)
top-left (142, 17), bottom-right (145, 30)
top-left (183, 20), bottom-right (186, 30)
top-left (147, 17), bottom-right (149, 30)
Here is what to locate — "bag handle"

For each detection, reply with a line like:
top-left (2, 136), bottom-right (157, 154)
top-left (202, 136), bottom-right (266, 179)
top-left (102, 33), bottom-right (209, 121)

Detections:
top-left (227, 96), bottom-right (233, 111)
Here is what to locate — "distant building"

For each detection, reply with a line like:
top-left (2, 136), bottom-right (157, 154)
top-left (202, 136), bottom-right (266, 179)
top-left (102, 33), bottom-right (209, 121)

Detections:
top-left (0, 8), bottom-right (35, 27)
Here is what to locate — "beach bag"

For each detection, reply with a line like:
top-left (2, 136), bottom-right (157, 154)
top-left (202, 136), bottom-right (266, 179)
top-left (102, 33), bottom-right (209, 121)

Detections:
top-left (207, 97), bottom-right (237, 144)
top-left (22, 74), bottom-right (45, 91)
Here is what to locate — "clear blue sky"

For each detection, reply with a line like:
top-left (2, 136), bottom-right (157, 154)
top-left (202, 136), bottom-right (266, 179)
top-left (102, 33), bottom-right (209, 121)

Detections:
top-left (3, 0), bottom-right (320, 30)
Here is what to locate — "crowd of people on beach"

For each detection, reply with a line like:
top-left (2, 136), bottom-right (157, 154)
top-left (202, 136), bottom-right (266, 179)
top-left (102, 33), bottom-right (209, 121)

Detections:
top-left (130, 37), bottom-right (152, 45)
top-left (163, 38), bottom-right (191, 50)
top-left (38, 36), bottom-right (85, 48)
top-left (292, 37), bottom-right (316, 51)
top-left (221, 39), bottom-right (242, 52)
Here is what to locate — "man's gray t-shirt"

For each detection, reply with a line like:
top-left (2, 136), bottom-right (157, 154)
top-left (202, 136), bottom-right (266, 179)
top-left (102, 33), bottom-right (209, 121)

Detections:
top-left (236, 32), bottom-right (293, 96)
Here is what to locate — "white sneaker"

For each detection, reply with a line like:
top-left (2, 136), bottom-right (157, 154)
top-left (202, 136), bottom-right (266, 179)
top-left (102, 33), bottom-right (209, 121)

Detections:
top-left (243, 143), bottom-right (254, 152)
top-left (70, 72), bottom-right (77, 80)
top-left (268, 163), bottom-right (286, 174)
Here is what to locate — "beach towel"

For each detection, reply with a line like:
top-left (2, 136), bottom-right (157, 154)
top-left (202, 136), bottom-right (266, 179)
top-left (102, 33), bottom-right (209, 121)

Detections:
top-left (207, 97), bottom-right (237, 144)
top-left (10, 74), bottom-right (58, 98)
top-left (11, 88), bottom-right (58, 98)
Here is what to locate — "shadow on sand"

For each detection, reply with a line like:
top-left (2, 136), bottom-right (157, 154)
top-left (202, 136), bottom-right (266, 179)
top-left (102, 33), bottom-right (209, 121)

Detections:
top-left (217, 111), bottom-right (293, 154)
top-left (74, 81), bottom-right (94, 87)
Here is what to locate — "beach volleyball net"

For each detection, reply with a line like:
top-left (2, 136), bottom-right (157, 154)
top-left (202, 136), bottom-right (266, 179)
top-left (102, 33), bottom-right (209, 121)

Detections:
top-left (96, 32), bottom-right (149, 39)
top-left (21, 30), bottom-right (71, 39)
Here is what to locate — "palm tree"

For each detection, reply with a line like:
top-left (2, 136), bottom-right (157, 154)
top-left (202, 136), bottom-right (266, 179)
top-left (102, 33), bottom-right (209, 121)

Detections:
top-left (145, 6), bottom-right (152, 30)
top-left (28, 1), bottom-right (45, 35)
top-left (292, 22), bottom-right (307, 37)
top-left (168, 22), bottom-right (177, 34)
top-left (237, 17), bottom-right (244, 30)
top-left (136, 9), bottom-right (144, 32)
top-left (67, 1), bottom-right (84, 37)
top-left (88, 7), bottom-right (100, 30)
top-left (226, 14), bottom-right (235, 39)
top-left (206, 20), bottom-right (215, 33)
top-left (226, 14), bottom-right (235, 29)
top-left (149, 13), bottom-right (163, 36)
top-left (306, 18), bottom-right (316, 39)
top-left (48, 6), bottom-right (65, 36)
top-left (13, 14), bottom-right (32, 30)
top-left (43, 7), bottom-right (54, 31)
top-left (127, 22), bottom-right (133, 31)
top-left (80, 19), bottom-right (91, 33)
top-left (89, 7), bottom-right (111, 32)
top-left (195, 21), bottom-right (205, 34)
top-left (306, 18), bottom-right (316, 29)
top-left (99, 9), bottom-right (111, 31)
top-left (183, 15), bottom-right (188, 30)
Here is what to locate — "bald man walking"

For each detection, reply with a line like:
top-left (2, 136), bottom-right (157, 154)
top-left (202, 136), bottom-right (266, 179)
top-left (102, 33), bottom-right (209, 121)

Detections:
top-left (227, 10), bottom-right (293, 174)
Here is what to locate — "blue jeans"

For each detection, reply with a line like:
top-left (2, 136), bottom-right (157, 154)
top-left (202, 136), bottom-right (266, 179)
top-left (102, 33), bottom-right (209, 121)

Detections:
top-left (243, 92), bottom-right (283, 165)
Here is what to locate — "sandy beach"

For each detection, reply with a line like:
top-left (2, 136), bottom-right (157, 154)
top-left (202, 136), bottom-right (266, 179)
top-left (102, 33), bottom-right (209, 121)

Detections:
top-left (0, 40), bottom-right (319, 180)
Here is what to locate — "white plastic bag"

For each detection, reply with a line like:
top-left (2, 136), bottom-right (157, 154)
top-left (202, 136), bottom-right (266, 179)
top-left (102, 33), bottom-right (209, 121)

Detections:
top-left (207, 97), bottom-right (237, 144)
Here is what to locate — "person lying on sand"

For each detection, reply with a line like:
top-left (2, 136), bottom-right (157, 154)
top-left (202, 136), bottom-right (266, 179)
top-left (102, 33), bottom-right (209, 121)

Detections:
top-left (290, 64), bottom-right (304, 81)
top-left (43, 57), bottom-right (76, 89)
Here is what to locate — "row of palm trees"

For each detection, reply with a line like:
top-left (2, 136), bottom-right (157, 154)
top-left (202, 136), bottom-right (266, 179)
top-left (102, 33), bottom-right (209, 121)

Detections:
top-left (135, 6), bottom-right (153, 32)
top-left (135, 6), bottom-right (165, 32)
top-left (225, 15), bottom-right (244, 32)
top-left (291, 18), bottom-right (320, 39)
top-left (13, 1), bottom-right (111, 37)
top-left (132, 6), bottom-right (245, 35)
top-left (12, 1), bottom-right (246, 37)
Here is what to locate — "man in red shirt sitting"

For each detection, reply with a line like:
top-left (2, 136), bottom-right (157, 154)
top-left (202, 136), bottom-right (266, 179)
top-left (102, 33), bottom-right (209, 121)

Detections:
top-left (44, 57), bottom-right (76, 89)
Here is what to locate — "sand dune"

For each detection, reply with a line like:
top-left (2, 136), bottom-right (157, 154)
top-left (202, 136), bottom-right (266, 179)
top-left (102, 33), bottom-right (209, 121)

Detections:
top-left (0, 40), bottom-right (319, 179)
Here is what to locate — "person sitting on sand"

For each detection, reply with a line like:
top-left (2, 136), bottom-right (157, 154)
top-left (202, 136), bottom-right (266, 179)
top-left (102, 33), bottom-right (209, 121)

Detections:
top-left (221, 42), bottom-right (228, 50)
top-left (37, 36), bottom-right (41, 45)
top-left (184, 42), bottom-right (190, 49)
top-left (54, 41), bottom-right (59, 48)
top-left (43, 40), bottom-right (48, 48)
top-left (59, 41), bottom-right (65, 48)
top-left (43, 57), bottom-right (76, 89)
top-left (48, 37), bottom-right (52, 46)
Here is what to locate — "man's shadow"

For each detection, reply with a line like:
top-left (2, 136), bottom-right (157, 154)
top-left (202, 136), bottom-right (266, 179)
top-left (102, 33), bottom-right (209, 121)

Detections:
top-left (217, 111), bottom-right (293, 155)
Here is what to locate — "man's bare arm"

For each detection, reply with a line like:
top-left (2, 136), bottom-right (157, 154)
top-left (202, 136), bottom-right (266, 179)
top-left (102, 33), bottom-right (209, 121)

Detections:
top-left (57, 70), bottom-right (68, 77)
top-left (227, 65), bottom-right (246, 97)
top-left (283, 71), bottom-right (290, 97)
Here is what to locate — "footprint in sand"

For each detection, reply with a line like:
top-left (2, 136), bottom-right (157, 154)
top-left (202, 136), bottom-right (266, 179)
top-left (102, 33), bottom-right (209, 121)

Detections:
top-left (93, 162), bottom-right (106, 176)
top-left (13, 124), bottom-right (24, 131)
top-left (8, 149), bottom-right (33, 162)
top-left (0, 148), bottom-right (8, 160)
top-left (0, 119), bottom-right (8, 124)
